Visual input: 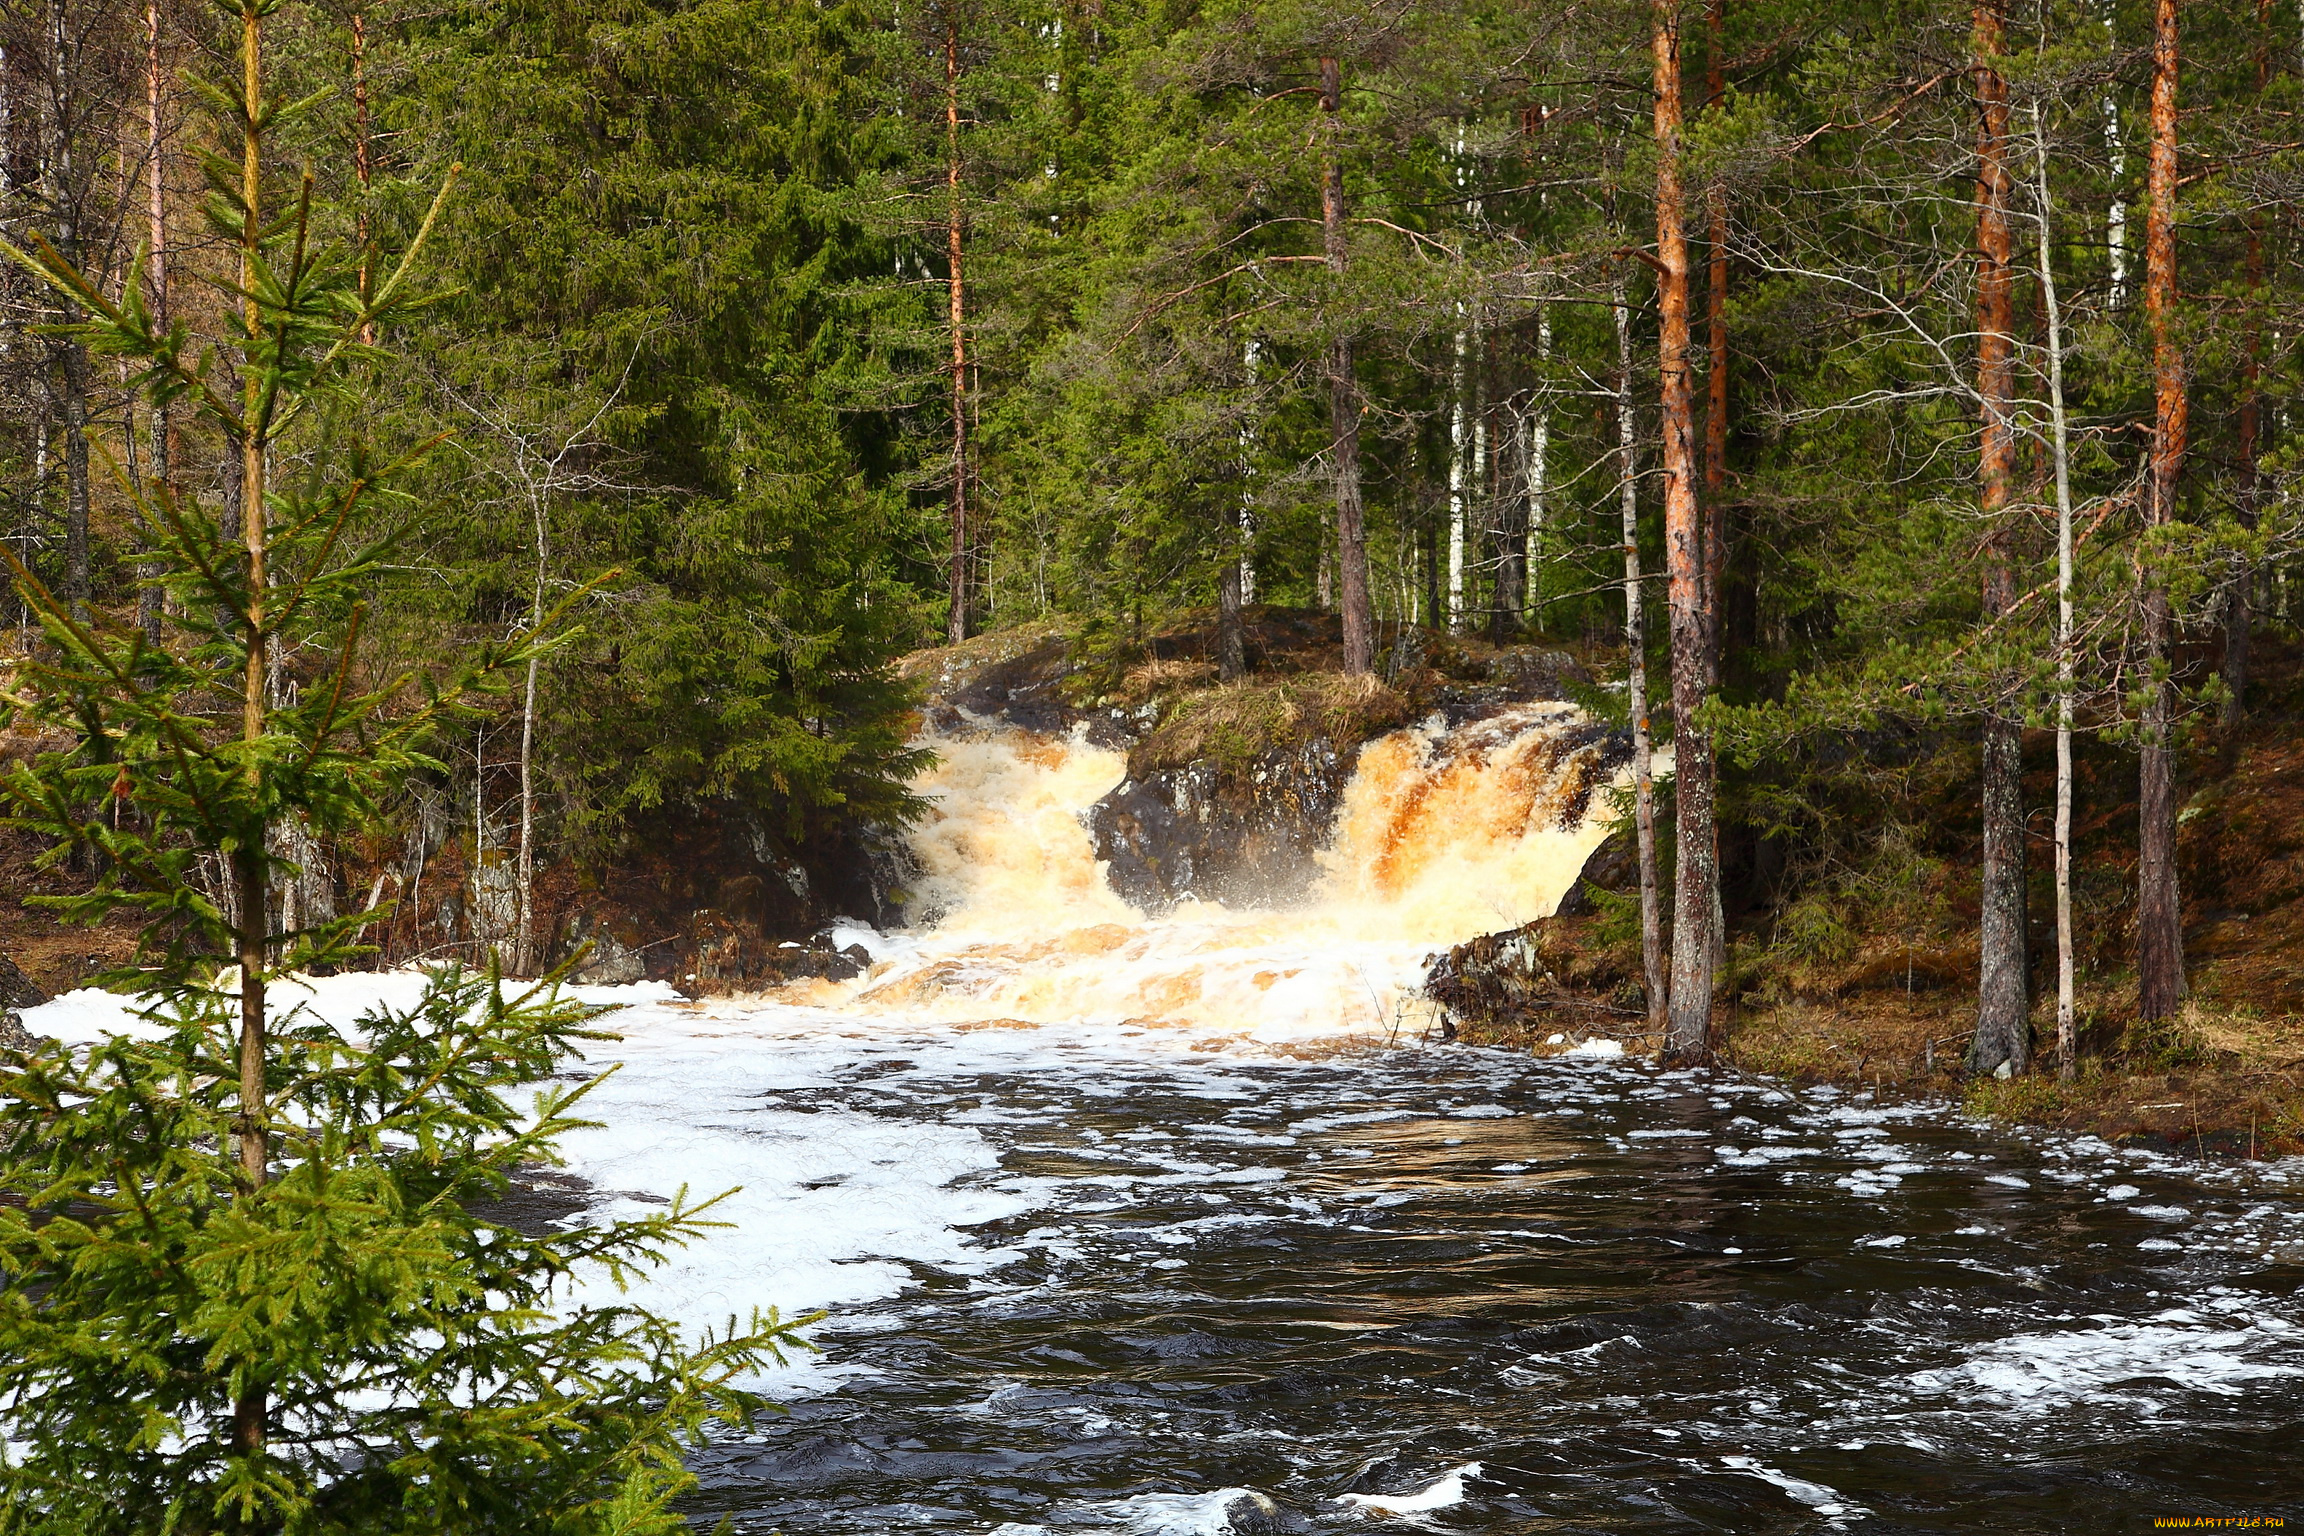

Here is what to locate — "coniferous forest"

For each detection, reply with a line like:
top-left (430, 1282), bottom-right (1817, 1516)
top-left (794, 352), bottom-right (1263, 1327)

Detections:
top-left (4, 0), bottom-right (2304, 1523)
top-left (4, 0), bottom-right (2302, 1054)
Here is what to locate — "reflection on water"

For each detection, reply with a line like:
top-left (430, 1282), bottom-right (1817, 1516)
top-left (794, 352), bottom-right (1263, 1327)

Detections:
top-left (623, 717), bottom-right (2304, 1531)
top-left (670, 1030), bottom-right (2304, 1534)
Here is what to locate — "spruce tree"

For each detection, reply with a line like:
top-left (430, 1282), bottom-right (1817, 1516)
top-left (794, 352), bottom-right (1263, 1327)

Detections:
top-left (0, 0), bottom-right (804, 1527)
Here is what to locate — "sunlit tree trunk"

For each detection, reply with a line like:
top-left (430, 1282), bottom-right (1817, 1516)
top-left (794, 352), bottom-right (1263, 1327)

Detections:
top-left (1971, 0), bottom-right (2030, 1077)
top-left (1320, 54), bottom-right (1372, 674)
top-left (2030, 103), bottom-right (2078, 1082)
top-left (2137, 0), bottom-right (2185, 1023)
top-left (352, 5), bottom-right (376, 346)
top-left (1654, 0), bottom-right (1715, 1065)
top-left (140, 0), bottom-right (169, 643)
top-left (228, 0), bottom-right (272, 1456)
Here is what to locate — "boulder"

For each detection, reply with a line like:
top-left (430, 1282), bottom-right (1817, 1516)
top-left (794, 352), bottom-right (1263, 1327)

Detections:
top-left (1090, 735), bottom-right (1358, 911)
top-left (1552, 828), bottom-right (1638, 917)
top-left (0, 952), bottom-right (47, 1011)
top-left (0, 1009), bottom-right (41, 1056)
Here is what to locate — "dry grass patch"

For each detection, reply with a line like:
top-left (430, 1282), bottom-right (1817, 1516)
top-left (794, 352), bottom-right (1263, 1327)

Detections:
top-left (1128, 673), bottom-right (1410, 777)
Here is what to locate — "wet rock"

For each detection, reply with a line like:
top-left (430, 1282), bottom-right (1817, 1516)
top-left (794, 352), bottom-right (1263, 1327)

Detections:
top-left (764, 940), bottom-right (871, 983)
top-left (1219, 1490), bottom-right (1311, 1535)
top-left (1552, 828), bottom-right (1638, 918)
top-left (1090, 736), bottom-right (1357, 911)
top-left (0, 1009), bottom-right (44, 1056)
top-left (566, 912), bottom-right (648, 985)
top-left (1426, 924), bottom-right (1557, 1034)
top-left (0, 952), bottom-right (47, 1011)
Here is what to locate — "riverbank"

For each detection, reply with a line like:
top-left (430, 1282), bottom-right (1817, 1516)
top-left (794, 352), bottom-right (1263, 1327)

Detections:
top-left (1438, 901), bottom-right (2304, 1159)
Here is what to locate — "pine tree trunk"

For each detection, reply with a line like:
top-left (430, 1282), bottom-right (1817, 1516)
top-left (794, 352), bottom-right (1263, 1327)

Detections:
top-left (352, 5), bottom-right (377, 347)
top-left (1703, 0), bottom-right (1728, 690)
top-left (1654, 0), bottom-right (1715, 1065)
top-left (1702, 0), bottom-right (1730, 983)
top-left (1617, 266), bottom-right (1668, 1038)
top-left (1971, 0), bottom-right (2031, 1076)
top-left (944, 17), bottom-right (971, 647)
top-left (2031, 102), bottom-right (2079, 1081)
top-left (2138, 0), bottom-right (2185, 1024)
top-left (231, 0), bottom-right (271, 1455)
top-left (1320, 55), bottom-right (1373, 674)
top-left (141, 0), bottom-right (170, 644)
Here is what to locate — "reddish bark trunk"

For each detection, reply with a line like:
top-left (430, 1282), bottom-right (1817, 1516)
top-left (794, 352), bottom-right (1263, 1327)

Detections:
top-left (945, 17), bottom-right (971, 646)
top-left (1320, 54), bottom-right (1373, 674)
top-left (1654, 0), bottom-right (1715, 1065)
top-left (2138, 0), bottom-right (2185, 1022)
top-left (1703, 0), bottom-right (1728, 690)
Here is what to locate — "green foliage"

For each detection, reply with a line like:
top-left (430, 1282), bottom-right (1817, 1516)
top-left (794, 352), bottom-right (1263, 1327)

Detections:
top-left (355, 0), bottom-right (937, 851)
top-left (0, 970), bottom-right (806, 1533)
top-left (0, 14), bottom-right (807, 1528)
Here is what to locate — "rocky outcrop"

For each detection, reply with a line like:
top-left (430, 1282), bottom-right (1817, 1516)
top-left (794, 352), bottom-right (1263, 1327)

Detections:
top-left (0, 1010), bottom-right (41, 1055)
top-left (533, 802), bottom-right (906, 992)
top-left (1083, 645), bottom-right (1595, 913)
top-left (1422, 831), bottom-right (1640, 1033)
top-left (1090, 735), bottom-right (1358, 910)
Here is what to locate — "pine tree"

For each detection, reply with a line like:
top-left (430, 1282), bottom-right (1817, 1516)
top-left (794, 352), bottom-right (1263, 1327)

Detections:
top-left (0, 0), bottom-right (805, 1524)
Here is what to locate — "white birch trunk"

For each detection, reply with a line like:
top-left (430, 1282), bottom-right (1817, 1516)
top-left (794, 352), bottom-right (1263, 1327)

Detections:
top-left (1615, 264), bottom-right (1667, 1032)
top-left (2032, 103), bottom-right (2080, 1080)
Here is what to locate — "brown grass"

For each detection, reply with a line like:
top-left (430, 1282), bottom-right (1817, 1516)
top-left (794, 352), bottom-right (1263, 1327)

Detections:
top-left (1128, 673), bottom-right (1411, 777)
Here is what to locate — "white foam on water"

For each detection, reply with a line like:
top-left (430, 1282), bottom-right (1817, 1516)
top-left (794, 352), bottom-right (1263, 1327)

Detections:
top-left (1106, 1487), bottom-right (1285, 1534)
top-left (1337, 1461), bottom-right (1481, 1515)
top-left (1720, 1455), bottom-right (1868, 1521)
top-left (775, 711), bottom-right (1622, 1040)
top-left (1902, 1317), bottom-right (2302, 1409)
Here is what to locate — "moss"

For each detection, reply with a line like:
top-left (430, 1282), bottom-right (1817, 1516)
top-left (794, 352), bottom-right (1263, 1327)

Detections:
top-left (1127, 674), bottom-right (1410, 777)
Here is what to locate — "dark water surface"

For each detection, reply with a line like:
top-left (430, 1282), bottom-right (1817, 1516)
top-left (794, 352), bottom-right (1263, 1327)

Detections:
top-left (684, 1041), bottom-right (2304, 1534)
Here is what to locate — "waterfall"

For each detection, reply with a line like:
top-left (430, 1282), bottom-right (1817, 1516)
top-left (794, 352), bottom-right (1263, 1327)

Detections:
top-left (793, 705), bottom-right (1624, 1043)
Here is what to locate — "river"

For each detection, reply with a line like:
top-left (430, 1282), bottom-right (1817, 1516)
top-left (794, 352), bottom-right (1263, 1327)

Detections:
top-left (23, 711), bottom-right (2304, 1530)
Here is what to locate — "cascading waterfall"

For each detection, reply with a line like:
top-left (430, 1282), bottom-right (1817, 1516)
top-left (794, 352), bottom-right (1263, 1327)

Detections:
top-left (792, 703), bottom-right (1624, 1043)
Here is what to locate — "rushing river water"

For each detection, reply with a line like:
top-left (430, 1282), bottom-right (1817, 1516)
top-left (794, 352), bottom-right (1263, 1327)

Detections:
top-left (25, 712), bottom-right (2302, 1531)
top-left (641, 1012), bottom-right (2304, 1535)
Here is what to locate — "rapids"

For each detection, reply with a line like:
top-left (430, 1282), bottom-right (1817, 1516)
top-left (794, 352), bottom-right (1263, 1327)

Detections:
top-left (798, 705), bottom-right (1622, 1041)
top-left (20, 707), bottom-right (2304, 1531)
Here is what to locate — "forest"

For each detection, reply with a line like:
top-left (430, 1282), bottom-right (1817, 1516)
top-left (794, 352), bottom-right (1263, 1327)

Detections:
top-left (0, 0), bottom-right (2301, 1523)
top-left (4, 0), bottom-right (2291, 1089)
